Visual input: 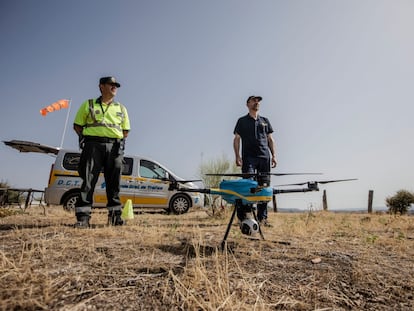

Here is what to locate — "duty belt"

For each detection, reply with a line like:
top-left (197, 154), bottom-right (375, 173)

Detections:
top-left (84, 136), bottom-right (120, 143)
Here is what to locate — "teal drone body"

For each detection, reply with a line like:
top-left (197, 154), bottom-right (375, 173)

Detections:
top-left (210, 179), bottom-right (273, 205)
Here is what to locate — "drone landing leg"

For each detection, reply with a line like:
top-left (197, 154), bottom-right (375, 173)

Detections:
top-left (252, 208), bottom-right (265, 241)
top-left (220, 203), bottom-right (238, 251)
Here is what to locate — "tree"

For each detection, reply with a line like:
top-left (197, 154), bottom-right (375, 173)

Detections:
top-left (198, 154), bottom-right (238, 187)
top-left (385, 190), bottom-right (414, 215)
top-left (198, 154), bottom-right (239, 213)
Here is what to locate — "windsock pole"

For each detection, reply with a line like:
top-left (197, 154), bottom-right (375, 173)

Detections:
top-left (59, 99), bottom-right (72, 149)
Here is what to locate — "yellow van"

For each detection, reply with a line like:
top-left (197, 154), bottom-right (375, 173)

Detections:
top-left (4, 140), bottom-right (204, 214)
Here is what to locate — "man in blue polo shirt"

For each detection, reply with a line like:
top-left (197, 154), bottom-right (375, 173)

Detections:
top-left (233, 95), bottom-right (277, 226)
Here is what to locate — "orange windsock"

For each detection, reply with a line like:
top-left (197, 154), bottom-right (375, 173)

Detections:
top-left (58, 99), bottom-right (69, 109)
top-left (40, 99), bottom-right (70, 116)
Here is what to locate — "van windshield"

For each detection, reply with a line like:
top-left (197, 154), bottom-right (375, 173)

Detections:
top-left (139, 160), bottom-right (168, 180)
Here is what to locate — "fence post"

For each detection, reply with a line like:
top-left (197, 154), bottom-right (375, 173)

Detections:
top-left (322, 190), bottom-right (328, 211)
top-left (272, 194), bottom-right (278, 213)
top-left (368, 190), bottom-right (373, 214)
top-left (24, 189), bottom-right (33, 210)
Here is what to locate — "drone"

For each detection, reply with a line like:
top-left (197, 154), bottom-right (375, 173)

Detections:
top-left (174, 172), bottom-right (357, 250)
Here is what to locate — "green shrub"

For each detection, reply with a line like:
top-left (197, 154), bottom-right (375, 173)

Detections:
top-left (385, 190), bottom-right (414, 215)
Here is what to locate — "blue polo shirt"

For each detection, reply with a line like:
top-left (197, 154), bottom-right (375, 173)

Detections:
top-left (234, 114), bottom-right (274, 158)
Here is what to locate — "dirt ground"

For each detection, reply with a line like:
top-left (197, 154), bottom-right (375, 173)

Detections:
top-left (0, 205), bottom-right (413, 310)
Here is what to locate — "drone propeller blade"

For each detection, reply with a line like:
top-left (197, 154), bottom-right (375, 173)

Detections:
top-left (270, 173), bottom-right (322, 176)
top-left (205, 173), bottom-right (247, 177)
top-left (316, 178), bottom-right (358, 184)
top-left (275, 178), bottom-right (357, 187)
top-left (177, 179), bottom-right (203, 183)
top-left (205, 172), bottom-right (322, 177)
top-left (274, 182), bottom-right (309, 186)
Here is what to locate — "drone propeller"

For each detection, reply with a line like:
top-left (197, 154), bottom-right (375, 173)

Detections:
top-left (176, 179), bottom-right (203, 183)
top-left (168, 179), bottom-right (203, 191)
top-left (275, 178), bottom-right (357, 187)
top-left (205, 172), bottom-right (322, 178)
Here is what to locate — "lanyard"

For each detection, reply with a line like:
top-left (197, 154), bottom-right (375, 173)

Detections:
top-left (99, 102), bottom-right (111, 117)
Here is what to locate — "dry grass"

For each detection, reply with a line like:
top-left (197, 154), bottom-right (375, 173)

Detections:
top-left (0, 205), bottom-right (413, 310)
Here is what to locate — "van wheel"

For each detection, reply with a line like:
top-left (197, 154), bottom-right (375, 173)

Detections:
top-left (63, 193), bottom-right (80, 212)
top-left (169, 194), bottom-right (190, 214)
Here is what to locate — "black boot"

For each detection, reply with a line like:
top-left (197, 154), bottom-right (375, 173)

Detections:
top-left (108, 210), bottom-right (124, 226)
top-left (75, 213), bottom-right (90, 228)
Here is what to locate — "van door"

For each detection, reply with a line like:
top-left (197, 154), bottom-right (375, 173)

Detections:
top-left (93, 157), bottom-right (136, 206)
top-left (119, 157), bottom-right (136, 204)
top-left (134, 159), bottom-right (170, 207)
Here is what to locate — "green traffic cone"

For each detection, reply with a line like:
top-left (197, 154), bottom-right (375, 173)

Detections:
top-left (121, 199), bottom-right (134, 221)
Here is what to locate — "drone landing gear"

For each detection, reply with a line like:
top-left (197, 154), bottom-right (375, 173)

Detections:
top-left (220, 200), bottom-right (265, 251)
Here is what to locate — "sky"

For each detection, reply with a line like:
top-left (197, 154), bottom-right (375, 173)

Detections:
top-left (1, 0), bottom-right (413, 211)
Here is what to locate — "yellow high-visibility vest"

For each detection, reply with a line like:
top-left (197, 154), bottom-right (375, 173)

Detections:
top-left (74, 98), bottom-right (130, 138)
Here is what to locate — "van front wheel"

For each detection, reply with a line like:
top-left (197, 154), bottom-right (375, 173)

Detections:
top-left (169, 194), bottom-right (190, 214)
top-left (63, 193), bottom-right (80, 212)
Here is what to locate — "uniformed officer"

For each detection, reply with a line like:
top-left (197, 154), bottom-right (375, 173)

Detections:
top-left (233, 95), bottom-right (277, 226)
top-left (73, 76), bottom-right (131, 228)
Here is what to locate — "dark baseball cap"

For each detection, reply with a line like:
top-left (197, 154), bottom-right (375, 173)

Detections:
top-left (99, 76), bottom-right (121, 87)
top-left (246, 95), bottom-right (262, 103)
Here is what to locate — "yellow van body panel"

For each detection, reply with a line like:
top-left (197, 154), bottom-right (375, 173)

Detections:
top-left (44, 149), bottom-right (204, 212)
top-left (94, 194), bottom-right (168, 205)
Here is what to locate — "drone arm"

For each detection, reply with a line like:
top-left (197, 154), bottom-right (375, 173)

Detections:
top-left (176, 188), bottom-right (212, 194)
top-left (273, 187), bottom-right (319, 194)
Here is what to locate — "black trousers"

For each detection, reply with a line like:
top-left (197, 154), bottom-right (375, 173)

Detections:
top-left (76, 140), bottom-right (123, 214)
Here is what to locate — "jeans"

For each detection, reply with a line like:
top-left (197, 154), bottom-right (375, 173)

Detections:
top-left (239, 156), bottom-right (271, 222)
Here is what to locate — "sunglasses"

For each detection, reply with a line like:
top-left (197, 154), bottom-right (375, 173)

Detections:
top-left (106, 83), bottom-right (119, 88)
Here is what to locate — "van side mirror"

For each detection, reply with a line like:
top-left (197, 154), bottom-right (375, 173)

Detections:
top-left (161, 172), bottom-right (170, 181)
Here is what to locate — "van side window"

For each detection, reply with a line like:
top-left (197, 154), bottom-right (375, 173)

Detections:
top-left (140, 160), bottom-right (167, 179)
top-left (122, 157), bottom-right (133, 176)
top-left (63, 153), bottom-right (81, 171)
top-left (62, 152), bottom-right (133, 176)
